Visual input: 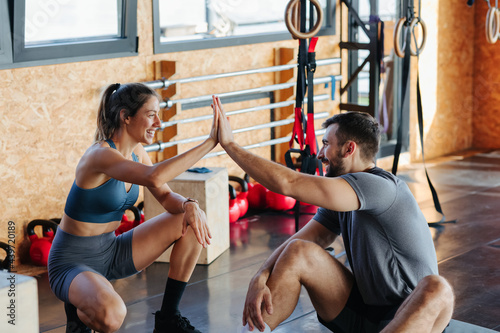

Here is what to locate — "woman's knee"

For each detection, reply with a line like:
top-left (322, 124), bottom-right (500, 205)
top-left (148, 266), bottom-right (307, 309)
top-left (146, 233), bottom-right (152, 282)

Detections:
top-left (81, 290), bottom-right (127, 332)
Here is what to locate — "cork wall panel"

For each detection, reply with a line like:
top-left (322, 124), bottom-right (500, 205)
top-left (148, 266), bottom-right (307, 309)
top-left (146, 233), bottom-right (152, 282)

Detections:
top-left (409, 0), bottom-right (475, 161)
top-left (473, 1), bottom-right (500, 148)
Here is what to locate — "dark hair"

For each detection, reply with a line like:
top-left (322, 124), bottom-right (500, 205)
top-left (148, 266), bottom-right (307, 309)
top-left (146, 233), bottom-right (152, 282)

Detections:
top-left (322, 112), bottom-right (381, 162)
top-left (95, 83), bottom-right (160, 142)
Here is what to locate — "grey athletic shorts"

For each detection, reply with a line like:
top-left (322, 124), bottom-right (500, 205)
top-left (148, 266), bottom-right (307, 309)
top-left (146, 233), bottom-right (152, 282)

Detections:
top-left (48, 228), bottom-right (138, 303)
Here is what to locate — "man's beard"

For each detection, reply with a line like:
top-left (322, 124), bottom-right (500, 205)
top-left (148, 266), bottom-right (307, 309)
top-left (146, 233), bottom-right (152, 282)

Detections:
top-left (324, 152), bottom-right (346, 178)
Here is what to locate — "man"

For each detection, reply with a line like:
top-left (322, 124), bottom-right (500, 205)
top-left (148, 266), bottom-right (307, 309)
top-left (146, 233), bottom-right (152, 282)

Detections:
top-left (211, 96), bottom-right (454, 333)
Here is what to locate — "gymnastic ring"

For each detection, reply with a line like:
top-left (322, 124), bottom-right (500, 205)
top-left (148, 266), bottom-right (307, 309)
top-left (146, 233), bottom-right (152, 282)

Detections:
top-left (409, 17), bottom-right (427, 56)
top-left (285, 0), bottom-right (324, 40)
top-left (393, 18), bottom-right (407, 58)
top-left (394, 17), bottom-right (427, 57)
top-left (486, 7), bottom-right (500, 44)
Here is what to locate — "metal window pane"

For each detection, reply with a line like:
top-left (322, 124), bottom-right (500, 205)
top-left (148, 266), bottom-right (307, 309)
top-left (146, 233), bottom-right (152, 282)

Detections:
top-left (157, 0), bottom-right (331, 47)
top-left (25, 0), bottom-right (121, 45)
top-left (9, 0), bottom-right (137, 67)
top-left (159, 0), bottom-right (207, 41)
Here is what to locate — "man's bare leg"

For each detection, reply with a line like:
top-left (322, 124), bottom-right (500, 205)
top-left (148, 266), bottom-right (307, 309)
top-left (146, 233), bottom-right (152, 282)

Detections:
top-left (260, 239), bottom-right (354, 330)
top-left (381, 275), bottom-right (454, 333)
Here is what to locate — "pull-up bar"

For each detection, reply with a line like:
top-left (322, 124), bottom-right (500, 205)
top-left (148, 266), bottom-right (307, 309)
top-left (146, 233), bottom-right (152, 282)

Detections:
top-left (158, 75), bottom-right (341, 110)
top-left (145, 58), bottom-right (341, 91)
top-left (159, 94), bottom-right (331, 130)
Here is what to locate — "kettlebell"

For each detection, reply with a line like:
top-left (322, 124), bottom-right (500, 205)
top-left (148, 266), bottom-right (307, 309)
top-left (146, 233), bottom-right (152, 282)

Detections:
top-left (229, 176), bottom-right (249, 218)
top-left (27, 219), bottom-right (58, 266)
top-left (244, 174), bottom-right (268, 209)
top-left (115, 206), bottom-right (141, 236)
top-left (229, 185), bottom-right (241, 223)
top-left (136, 201), bottom-right (145, 227)
top-left (0, 242), bottom-right (12, 271)
top-left (266, 191), bottom-right (297, 211)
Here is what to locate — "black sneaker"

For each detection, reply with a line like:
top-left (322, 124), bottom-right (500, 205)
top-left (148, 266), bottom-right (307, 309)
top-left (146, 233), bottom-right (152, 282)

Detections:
top-left (153, 311), bottom-right (201, 333)
top-left (64, 303), bottom-right (91, 333)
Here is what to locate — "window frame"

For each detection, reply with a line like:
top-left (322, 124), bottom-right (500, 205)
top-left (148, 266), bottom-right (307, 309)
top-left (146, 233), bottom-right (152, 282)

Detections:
top-left (152, 0), bottom-right (336, 54)
top-left (0, 0), bottom-right (13, 65)
top-left (1, 0), bottom-right (137, 69)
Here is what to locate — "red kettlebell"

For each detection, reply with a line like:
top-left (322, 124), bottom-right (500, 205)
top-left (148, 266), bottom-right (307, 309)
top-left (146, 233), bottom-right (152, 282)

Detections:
top-left (244, 174), bottom-right (268, 209)
top-left (229, 185), bottom-right (241, 223)
top-left (0, 242), bottom-right (13, 272)
top-left (115, 206), bottom-right (140, 236)
top-left (229, 176), bottom-right (249, 218)
top-left (27, 219), bottom-right (58, 266)
top-left (266, 191), bottom-right (297, 211)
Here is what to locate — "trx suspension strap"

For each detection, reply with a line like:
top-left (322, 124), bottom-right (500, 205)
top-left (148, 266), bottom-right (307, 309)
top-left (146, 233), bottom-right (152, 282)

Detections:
top-left (393, 0), bottom-right (455, 225)
top-left (284, 0), bottom-right (324, 231)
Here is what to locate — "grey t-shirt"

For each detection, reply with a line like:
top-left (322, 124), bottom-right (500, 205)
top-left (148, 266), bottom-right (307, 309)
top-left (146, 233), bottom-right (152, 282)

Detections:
top-left (313, 167), bottom-right (438, 306)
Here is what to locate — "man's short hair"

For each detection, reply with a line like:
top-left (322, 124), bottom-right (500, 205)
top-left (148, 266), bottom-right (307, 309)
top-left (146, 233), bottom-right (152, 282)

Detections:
top-left (322, 112), bottom-right (381, 162)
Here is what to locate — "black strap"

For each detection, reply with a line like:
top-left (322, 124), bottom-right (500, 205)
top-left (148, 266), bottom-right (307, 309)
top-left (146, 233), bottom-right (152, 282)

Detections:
top-left (416, 61), bottom-right (456, 225)
top-left (286, 0), bottom-right (323, 232)
top-left (392, 0), bottom-right (456, 225)
top-left (391, 25), bottom-right (411, 175)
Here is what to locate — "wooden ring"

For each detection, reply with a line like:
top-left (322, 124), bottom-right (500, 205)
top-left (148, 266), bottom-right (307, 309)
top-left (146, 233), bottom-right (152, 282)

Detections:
top-left (409, 18), bottom-right (427, 56)
top-left (486, 7), bottom-right (500, 43)
top-left (393, 18), bottom-right (407, 58)
top-left (285, 0), bottom-right (324, 40)
top-left (485, 7), bottom-right (492, 43)
top-left (394, 17), bottom-right (427, 57)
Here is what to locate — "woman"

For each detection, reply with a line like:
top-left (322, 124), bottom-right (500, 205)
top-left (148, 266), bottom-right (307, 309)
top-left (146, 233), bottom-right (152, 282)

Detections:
top-left (48, 83), bottom-right (218, 333)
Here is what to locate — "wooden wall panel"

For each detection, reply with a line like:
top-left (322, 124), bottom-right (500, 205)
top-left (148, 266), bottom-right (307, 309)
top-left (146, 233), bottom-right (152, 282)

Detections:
top-left (473, 1), bottom-right (500, 148)
top-left (409, 0), bottom-right (475, 161)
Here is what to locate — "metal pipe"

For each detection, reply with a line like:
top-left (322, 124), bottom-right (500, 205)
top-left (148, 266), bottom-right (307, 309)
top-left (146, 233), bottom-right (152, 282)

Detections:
top-left (159, 75), bottom-right (341, 109)
top-left (202, 129), bottom-right (327, 159)
top-left (145, 112), bottom-right (329, 152)
top-left (144, 58), bottom-right (341, 90)
top-left (159, 94), bottom-right (330, 130)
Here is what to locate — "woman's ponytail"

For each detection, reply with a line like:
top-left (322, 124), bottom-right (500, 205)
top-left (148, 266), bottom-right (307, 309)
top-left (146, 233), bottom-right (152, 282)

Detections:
top-left (95, 83), bottom-right (122, 142)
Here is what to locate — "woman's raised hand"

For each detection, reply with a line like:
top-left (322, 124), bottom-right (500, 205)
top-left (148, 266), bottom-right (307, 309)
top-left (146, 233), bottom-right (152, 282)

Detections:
top-left (211, 95), bottom-right (234, 148)
top-left (208, 97), bottom-right (220, 148)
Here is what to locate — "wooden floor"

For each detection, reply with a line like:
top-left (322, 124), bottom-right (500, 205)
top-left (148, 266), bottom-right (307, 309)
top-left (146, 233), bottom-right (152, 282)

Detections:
top-left (36, 150), bottom-right (500, 332)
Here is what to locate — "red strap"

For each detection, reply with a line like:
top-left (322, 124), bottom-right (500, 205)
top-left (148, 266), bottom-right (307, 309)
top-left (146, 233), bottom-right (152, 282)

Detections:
top-left (308, 37), bottom-right (319, 53)
top-left (305, 112), bottom-right (317, 155)
top-left (289, 107), bottom-right (305, 149)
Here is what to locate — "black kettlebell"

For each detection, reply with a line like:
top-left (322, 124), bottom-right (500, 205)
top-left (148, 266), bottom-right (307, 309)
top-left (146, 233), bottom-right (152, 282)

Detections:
top-left (0, 242), bottom-right (12, 271)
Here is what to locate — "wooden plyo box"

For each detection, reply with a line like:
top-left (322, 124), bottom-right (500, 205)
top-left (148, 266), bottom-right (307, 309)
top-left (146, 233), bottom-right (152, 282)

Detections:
top-left (0, 272), bottom-right (38, 333)
top-left (144, 167), bottom-right (229, 265)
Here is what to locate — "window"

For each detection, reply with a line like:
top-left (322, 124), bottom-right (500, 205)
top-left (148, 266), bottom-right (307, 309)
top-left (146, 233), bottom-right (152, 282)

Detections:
top-left (153, 0), bottom-right (336, 53)
top-left (346, 0), bottom-right (407, 158)
top-left (1, 0), bottom-right (137, 68)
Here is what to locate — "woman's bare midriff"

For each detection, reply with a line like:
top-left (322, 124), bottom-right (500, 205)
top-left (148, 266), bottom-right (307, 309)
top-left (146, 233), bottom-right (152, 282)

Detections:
top-left (59, 214), bottom-right (121, 237)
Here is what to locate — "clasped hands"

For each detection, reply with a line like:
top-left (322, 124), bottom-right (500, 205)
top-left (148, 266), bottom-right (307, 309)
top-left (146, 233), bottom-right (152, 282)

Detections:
top-left (210, 95), bottom-right (236, 149)
top-left (211, 96), bottom-right (272, 332)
